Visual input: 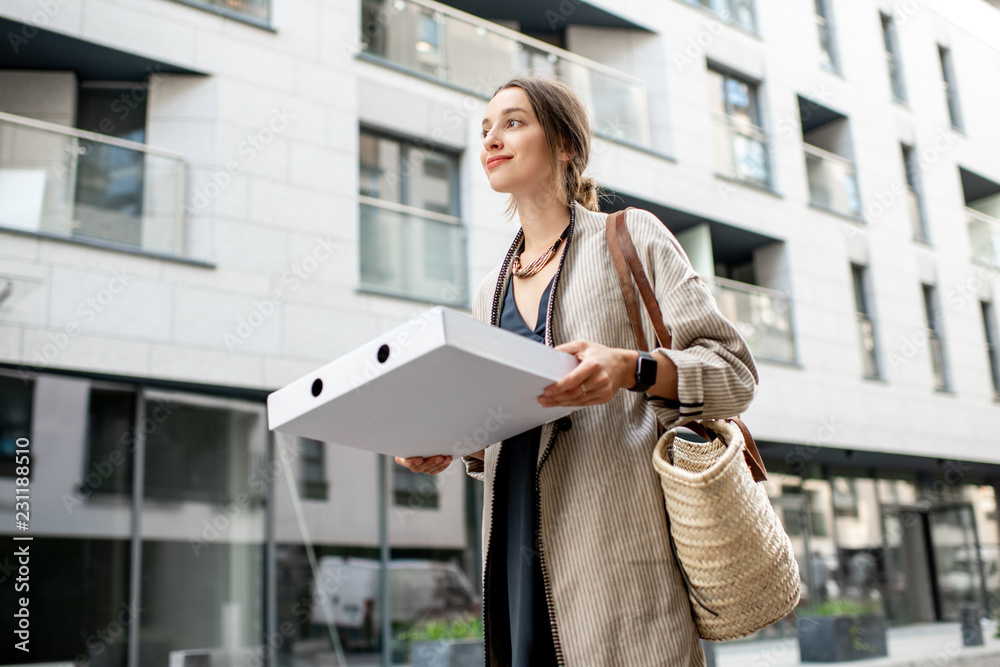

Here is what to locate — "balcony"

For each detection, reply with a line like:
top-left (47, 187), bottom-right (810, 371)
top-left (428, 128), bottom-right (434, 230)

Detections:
top-left (805, 144), bottom-right (861, 219)
top-left (711, 113), bottom-right (770, 188)
top-left (0, 111), bottom-right (187, 258)
top-left (712, 276), bottom-right (796, 363)
top-left (969, 208), bottom-right (1000, 269)
top-left (358, 0), bottom-right (651, 148)
top-left (359, 197), bottom-right (467, 307)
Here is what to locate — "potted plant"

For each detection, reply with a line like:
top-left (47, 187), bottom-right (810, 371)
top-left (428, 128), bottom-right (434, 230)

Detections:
top-left (398, 613), bottom-right (484, 667)
top-left (796, 598), bottom-right (888, 663)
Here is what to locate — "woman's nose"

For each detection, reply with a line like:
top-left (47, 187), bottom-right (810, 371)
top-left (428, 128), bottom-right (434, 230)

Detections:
top-left (483, 128), bottom-right (500, 149)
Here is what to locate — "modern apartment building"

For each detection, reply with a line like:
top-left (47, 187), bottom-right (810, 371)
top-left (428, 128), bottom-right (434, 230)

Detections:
top-left (1, 0), bottom-right (1000, 665)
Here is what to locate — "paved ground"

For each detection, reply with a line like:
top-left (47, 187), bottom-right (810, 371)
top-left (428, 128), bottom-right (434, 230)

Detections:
top-left (342, 621), bottom-right (1000, 666)
top-left (714, 621), bottom-right (1000, 667)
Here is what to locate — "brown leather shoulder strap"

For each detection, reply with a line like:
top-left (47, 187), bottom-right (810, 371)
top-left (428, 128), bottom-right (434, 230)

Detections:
top-left (732, 417), bottom-right (768, 482)
top-left (606, 210), bottom-right (648, 351)
top-left (613, 210), bottom-right (672, 350)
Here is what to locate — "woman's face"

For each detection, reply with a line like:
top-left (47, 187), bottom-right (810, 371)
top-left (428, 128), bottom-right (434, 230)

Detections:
top-left (480, 86), bottom-right (563, 201)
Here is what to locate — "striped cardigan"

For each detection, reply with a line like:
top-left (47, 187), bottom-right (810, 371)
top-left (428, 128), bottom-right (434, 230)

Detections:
top-left (462, 200), bottom-right (759, 666)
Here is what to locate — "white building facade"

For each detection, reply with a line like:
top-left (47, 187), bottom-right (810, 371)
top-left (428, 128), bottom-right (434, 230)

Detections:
top-left (1, 0), bottom-right (1000, 664)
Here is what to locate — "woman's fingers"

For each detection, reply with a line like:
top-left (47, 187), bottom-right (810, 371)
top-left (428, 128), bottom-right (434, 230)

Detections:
top-left (394, 455), bottom-right (453, 475)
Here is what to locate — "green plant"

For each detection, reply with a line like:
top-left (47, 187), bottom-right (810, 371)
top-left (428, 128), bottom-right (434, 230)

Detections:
top-left (397, 613), bottom-right (484, 642)
top-left (804, 598), bottom-right (882, 617)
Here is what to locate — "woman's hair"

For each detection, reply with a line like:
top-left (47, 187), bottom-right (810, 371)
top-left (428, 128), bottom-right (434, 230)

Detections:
top-left (490, 75), bottom-right (602, 219)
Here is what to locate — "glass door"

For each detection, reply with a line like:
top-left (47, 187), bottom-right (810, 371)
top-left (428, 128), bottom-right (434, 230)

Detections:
top-left (929, 504), bottom-right (986, 621)
top-left (881, 507), bottom-right (936, 625)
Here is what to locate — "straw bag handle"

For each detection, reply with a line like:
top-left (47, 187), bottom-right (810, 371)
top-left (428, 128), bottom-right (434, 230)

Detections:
top-left (606, 208), bottom-right (768, 483)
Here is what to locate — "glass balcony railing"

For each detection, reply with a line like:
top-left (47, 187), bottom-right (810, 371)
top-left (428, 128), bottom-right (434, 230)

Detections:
top-left (711, 114), bottom-right (771, 188)
top-left (359, 198), bottom-right (468, 306)
top-left (359, 0), bottom-right (651, 148)
top-left (0, 111), bottom-right (186, 257)
top-left (711, 276), bottom-right (796, 363)
top-left (805, 144), bottom-right (861, 219)
top-left (969, 207), bottom-right (1000, 268)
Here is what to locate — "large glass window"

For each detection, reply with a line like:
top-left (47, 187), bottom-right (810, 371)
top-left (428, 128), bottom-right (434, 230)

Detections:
top-left (815, 0), bottom-right (840, 72)
top-left (75, 85), bottom-right (149, 249)
top-left (939, 45), bottom-right (964, 131)
top-left (358, 129), bottom-right (467, 306)
top-left (851, 264), bottom-right (880, 379)
top-left (922, 284), bottom-right (949, 391)
top-left (707, 68), bottom-right (770, 188)
top-left (685, 0), bottom-right (758, 32)
top-left (881, 13), bottom-right (907, 103)
top-left (901, 143), bottom-right (928, 242)
top-left (300, 437), bottom-right (329, 501)
top-left (0, 373), bottom-right (33, 477)
top-left (138, 391), bottom-right (266, 666)
top-left (983, 301), bottom-right (1000, 399)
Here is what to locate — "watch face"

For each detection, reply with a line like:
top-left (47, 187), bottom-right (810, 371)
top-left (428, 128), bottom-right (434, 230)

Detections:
top-left (631, 351), bottom-right (657, 392)
top-left (638, 352), bottom-right (658, 386)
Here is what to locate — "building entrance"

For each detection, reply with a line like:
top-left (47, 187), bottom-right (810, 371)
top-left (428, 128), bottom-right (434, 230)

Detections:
top-left (882, 503), bottom-right (988, 625)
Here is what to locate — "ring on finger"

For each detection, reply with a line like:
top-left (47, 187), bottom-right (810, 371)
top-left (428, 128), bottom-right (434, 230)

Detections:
top-left (581, 383), bottom-right (588, 396)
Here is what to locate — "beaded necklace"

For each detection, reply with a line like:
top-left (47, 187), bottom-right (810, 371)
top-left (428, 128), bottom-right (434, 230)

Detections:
top-left (511, 205), bottom-right (574, 279)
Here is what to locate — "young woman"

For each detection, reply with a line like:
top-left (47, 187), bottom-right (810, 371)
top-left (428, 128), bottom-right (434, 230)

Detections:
top-left (395, 75), bottom-right (758, 666)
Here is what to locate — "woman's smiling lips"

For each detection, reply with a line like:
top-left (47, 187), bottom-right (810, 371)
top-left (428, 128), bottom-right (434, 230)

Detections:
top-left (487, 155), bottom-right (512, 169)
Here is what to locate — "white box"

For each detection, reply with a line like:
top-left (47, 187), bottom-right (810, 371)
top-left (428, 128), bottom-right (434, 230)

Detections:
top-left (266, 306), bottom-right (579, 458)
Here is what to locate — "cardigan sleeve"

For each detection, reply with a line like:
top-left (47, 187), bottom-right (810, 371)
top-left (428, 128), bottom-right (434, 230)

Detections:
top-left (624, 208), bottom-right (759, 427)
top-left (462, 454), bottom-right (486, 482)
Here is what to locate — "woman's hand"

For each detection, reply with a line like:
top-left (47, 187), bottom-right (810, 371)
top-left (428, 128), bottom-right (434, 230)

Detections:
top-left (539, 339), bottom-right (637, 407)
top-left (394, 455), bottom-right (453, 475)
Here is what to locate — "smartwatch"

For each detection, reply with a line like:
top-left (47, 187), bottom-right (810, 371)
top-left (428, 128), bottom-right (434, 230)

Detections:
top-left (627, 351), bottom-right (658, 393)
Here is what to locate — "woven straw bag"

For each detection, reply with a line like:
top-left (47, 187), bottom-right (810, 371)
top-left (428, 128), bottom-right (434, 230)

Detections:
top-left (606, 208), bottom-right (801, 640)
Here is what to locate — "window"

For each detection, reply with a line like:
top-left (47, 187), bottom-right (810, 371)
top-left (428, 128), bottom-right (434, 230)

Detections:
top-left (922, 284), bottom-right (949, 390)
top-left (881, 13), bottom-right (907, 103)
top-left (851, 264), bottom-right (880, 378)
top-left (684, 0), bottom-right (758, 32)
top-left (170, 0), bottom-right (269, 24)
top-left (300, 437), bottom-right (329, 501)
top-left (358, 129), bottom-right (467, 306)
top-left (0, 374), bottom-right (33, 477)
top-left (815, 0), bottom-right (840, 72)
top-left (394, 465), bottom-right (440, 510)
top-left (939, 45), bottom-right (964, 130)
top-left (143, 398), bottom-right (261, 504)
top-left (983, 301), bottom-right (1000, 398)
top-left (901, 144), bottom-right (927, 242)
top-left (707, 68), bottom-right (770, 188)
top-left (84, 387), bottom-right (137, 496)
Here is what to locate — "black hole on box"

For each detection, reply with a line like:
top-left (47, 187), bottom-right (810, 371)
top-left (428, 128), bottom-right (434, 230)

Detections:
top-left (377, 344), bottom-right (390, 363)
top-left (311, 379), bottom-right (323, 397)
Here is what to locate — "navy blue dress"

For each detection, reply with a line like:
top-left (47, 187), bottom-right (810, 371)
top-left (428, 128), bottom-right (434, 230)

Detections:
top-left (490, 273), bottom-right (559, 666)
